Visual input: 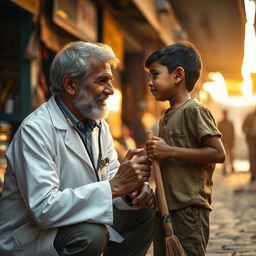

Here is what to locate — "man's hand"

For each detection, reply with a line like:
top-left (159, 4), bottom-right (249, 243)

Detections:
top-left (109, 148), bottom-right (152, 197)
top-left (129, 183), bottom-right (154, 208)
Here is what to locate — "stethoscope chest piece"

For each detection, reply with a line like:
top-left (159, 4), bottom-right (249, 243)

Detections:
top-left (99, 157), bottom-right (109, 168)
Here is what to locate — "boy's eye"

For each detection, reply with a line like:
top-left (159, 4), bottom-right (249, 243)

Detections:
top-left (151, 72), bottom-right (159, 79)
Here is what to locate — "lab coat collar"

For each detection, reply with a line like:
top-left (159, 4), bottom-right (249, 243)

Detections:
top-left (46, 96), bottom-right (100, 175)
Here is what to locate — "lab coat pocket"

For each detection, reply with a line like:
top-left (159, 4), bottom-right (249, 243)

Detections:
top-left (12, 221), bottom-right (40, 249)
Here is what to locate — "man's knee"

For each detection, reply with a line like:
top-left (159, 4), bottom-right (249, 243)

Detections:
top-left (80, 223), bottom-right (109, 253)
top-left (54, 222), bottom-right (109, 256)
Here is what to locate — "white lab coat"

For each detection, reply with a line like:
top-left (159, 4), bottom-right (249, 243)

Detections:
top-left (0, 96), bottom-right (128, 256)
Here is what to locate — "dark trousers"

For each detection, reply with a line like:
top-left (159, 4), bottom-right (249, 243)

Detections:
top-left (54, 206), bottom-right (154, 256)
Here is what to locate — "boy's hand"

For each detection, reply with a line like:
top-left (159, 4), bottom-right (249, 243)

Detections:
top-left (145, 136), bottom-right (170, 159)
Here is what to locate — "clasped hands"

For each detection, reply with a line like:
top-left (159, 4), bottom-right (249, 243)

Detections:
top-left (110, 148), bottom-right (153, 208)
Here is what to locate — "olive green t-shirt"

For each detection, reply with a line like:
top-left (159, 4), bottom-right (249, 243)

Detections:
top-left (158, 98), bottom-right (221, 211)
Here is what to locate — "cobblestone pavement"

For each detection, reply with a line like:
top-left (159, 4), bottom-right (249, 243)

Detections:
top-left (146, 166), bottom-right (256, 255)
top-left (206, 168), bottom-right (256, 255)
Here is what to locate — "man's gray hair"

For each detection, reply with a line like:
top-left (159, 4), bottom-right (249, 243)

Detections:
top-left (50, 41), bottom-right (119, 94)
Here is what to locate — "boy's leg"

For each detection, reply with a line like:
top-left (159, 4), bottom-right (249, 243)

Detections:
top-left (103, 205), bottom-right (154, 256)
top-left (54, 222), bottom-right (109, 256)
top-left (153, 207), bottom-right (209, 256)
top-left (171, 206), bottom-right (210, 256)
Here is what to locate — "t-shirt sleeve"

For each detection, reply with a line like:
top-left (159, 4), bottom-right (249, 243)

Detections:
top-left (192, 105), bottom-right (221, 141)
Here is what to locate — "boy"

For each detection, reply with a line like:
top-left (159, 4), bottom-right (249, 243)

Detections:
top-left (144, 41), bottom-right (225, 256)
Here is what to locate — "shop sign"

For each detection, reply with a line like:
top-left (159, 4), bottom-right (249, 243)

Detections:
top-left (103, 11), bottom-right (124, 67)
top-left (10, 0), bottom-right (40, 14)
top-left (53, 0), bottom-right (97, 42)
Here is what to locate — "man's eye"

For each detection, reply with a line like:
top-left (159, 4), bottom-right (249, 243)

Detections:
top-left (96, 76), bottom-right (113, 85)
top-left (97, 80), bottom-right (105, 85)
top-left (97, 78), bottom-right (107, 85)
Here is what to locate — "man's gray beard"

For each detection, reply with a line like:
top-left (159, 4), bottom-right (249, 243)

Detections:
top-left (73, 87), bottom-right (109, 120)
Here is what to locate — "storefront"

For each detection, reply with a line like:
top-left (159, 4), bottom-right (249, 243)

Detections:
top-left (0, 0), bottom-right (38, 186)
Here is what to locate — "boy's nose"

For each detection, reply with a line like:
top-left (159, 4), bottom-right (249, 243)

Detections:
top-left (148, 80), bottom-right (153, 88)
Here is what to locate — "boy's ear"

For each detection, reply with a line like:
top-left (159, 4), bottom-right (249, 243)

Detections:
top-left (174, 66), bottom-right (185, 83)
top-left (63, 75), bottom-right (78, 96)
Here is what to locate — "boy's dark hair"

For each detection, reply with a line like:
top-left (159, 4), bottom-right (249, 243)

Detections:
top-left (144, 41), bottom-right (201, 92)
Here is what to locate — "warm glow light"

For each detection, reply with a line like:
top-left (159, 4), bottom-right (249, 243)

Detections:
top-left (226, 95), bottom-right (256, 106)
top-left (0, 144), bottom-right (7, 152)
top-left (241, 0), bottom-right (256, 98)
top-left (0, 134), bottom-right (8, 141)
top-left (56, 9), bottom-right (68, 19)
top-left (203, 0), bottom-right (256, 107)
top-left (106, 88), bottom-right (122, 112)
top-left (203, 72), bottom-right (256, 106)
top-left (241, 77), bottom-right (253, 97)
top-left (203, 72), bottom-right (228, 103)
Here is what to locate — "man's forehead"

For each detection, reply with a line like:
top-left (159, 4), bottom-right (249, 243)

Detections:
top-left (86, 57), bottom-right (111, 74)
top-left (87, 56), bottom-right (111, 66)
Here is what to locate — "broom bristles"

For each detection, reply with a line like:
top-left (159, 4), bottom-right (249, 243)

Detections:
top-left (165, 235), bottom-right (187, 256)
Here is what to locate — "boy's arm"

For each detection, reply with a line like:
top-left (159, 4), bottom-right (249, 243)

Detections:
top-left (146, 135), bottom-right (225, 164)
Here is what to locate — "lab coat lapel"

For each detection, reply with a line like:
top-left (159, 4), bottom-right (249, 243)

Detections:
top-left (64, 129), bottom-right (94, 168)
top-left (46, 96), bottom-right (95, 171)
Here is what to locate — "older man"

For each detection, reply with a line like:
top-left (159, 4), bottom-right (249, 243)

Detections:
top-left (0, 42), bottom-right (154, 256)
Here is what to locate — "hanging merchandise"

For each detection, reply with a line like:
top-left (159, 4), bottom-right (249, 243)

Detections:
top-left (0, 81), bottom-right (14, 113)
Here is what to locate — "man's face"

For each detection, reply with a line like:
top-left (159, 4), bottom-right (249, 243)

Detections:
top-left (73, 57), bottom-right (114, 120)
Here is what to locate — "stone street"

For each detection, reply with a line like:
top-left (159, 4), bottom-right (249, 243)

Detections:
top-left (206, 166), bottom-right (256, 255)
top-left (147, 164), bottom-right (256, 255)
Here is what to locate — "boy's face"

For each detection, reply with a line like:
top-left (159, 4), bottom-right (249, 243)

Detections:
top-left (147, 61), bottom-right (176, 101)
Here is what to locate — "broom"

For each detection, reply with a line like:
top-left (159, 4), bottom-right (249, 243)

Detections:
top-left (146, 130), bottom-right (187, 256)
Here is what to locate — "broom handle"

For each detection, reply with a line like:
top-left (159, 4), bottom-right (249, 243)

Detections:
top-left (146, 130), bottom-right (170, 216)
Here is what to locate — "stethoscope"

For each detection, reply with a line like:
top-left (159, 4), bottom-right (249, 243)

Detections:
top-left (55, 96), bottom-right (109, 181)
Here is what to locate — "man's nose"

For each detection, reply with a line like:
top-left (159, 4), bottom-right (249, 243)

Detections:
top-left (104, 81), bottom-right (114, 95)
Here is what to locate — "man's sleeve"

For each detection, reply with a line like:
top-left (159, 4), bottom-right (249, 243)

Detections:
top-left (9, 121), bottom-right (114, 229)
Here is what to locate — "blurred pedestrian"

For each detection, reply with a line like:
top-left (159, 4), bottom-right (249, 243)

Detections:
top-left (144, 41), bottom-right (225, 256)
top-left (217, 109), bottom-right (235, 175)
top-left (0, 41), bottom-right (154, 256)
top-left (242, 107), bottom-right (256, 181)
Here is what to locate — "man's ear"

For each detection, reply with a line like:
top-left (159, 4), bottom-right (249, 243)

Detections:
top-left (63, 75), bottom-right (78, 96)
top-left (174, 66), bottom-right (185, 83)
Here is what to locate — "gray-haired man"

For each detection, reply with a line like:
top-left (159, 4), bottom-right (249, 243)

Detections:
top-left (0, 41), bottom-right (154, 256)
